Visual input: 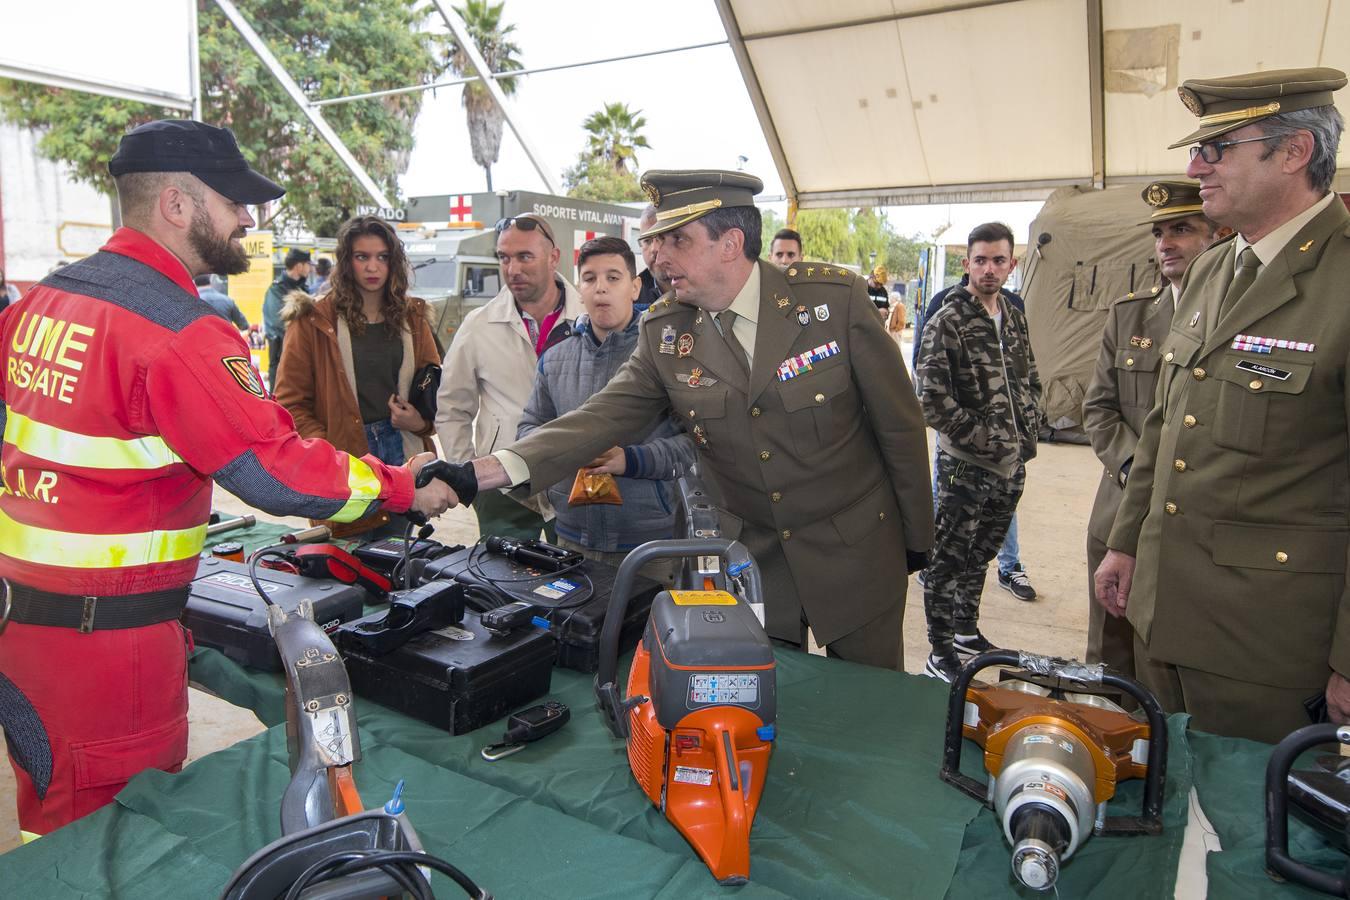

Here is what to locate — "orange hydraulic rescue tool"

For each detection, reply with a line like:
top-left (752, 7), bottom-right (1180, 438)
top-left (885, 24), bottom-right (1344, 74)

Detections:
top-left (940, 650), bottom-right (1168, 892)
top-left (595, 537), bottom-right (776, 885)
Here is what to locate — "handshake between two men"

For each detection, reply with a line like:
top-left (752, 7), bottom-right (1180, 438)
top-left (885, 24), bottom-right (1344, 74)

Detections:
top-left (406, 453), bottom-right (511, 520)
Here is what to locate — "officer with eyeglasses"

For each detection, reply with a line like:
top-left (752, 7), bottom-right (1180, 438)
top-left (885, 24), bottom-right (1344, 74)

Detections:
top-left (1096, 67), bottom-right (1350, 743)
top-left (434, 213), bottom-right (585, 541)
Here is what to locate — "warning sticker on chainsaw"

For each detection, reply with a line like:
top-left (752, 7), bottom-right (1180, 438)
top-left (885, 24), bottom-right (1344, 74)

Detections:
top-left (673, 766), bottom-right (715, 786)
top-left (670, 590), bottom-right (737, 606)
top-left (689, 673), bottom-right (759, 706)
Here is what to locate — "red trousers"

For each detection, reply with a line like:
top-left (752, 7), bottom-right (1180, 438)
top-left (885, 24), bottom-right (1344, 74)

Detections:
top-left (0, 619), bottom-right (190, 835)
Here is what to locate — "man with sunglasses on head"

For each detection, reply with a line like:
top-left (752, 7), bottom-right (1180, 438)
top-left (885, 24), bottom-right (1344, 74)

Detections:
top-left (1096, 68), bottom-right (1350, 742)
top-left (436, 213), bottom-right (584, 541)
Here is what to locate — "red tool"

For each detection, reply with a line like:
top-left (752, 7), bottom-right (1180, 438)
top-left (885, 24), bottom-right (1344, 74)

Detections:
top-left (287, 544), bottom-right (392, 598)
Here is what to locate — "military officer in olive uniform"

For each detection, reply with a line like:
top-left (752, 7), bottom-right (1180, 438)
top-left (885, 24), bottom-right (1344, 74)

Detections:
top-left (457, 170), bottom-right (934, 670)
top-left (1082, 181), bottom-right (1228, 677)
top-left (1096, 68), bottom-right (1350, 742)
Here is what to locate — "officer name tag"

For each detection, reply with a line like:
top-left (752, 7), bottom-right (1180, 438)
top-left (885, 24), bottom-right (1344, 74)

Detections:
top-left (1234, 359), bottom-right (1292, 381)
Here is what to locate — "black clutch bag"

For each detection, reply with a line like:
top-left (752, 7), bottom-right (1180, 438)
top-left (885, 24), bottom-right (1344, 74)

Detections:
top-left (409, 363), bottom-right (441, 422)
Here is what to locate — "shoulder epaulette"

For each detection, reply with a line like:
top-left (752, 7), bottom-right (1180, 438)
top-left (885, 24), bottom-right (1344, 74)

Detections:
top-left (641, 295), bottom-right (684, 321)
top-left (783, 263), bottom-right (856, 285)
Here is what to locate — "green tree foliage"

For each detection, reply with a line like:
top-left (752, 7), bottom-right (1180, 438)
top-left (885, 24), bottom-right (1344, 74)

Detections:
top-left (583, 102), bottom-right (650, 173)
top-left (789, 207), bottom-right (928, 281)
top-left (563, 101), bottom-right (651, 202)
top-left (562, 157), bottom-right (645, 202)
top-left (758, 208), bottom-right (784, 259)
top-left (0, 0), bottom-right (445, 237)
top-left (445, 0), bottom-right (522, 192)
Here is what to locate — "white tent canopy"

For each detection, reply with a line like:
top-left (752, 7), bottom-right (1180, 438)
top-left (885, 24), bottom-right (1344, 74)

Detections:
top-left (717, 0), bottom-right (1350, 207)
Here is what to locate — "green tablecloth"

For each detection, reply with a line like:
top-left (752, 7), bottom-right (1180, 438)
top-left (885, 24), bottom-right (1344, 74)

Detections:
top-left (1191, 729), bottom-right (1348, 899)
top-left (1, 643), bottom-right (1200, 899)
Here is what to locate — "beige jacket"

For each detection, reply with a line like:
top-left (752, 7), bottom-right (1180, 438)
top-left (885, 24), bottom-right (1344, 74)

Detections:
top-left (434, 278), bottom-right (584, 517)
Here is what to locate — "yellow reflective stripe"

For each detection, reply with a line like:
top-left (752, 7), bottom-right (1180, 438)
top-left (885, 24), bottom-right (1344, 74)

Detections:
top-left (0, 508), bottom-right (206, 569)
top-left (4, 410), bottom-right (182, 470)
top-left (329, 454), bottom-right (384, 523)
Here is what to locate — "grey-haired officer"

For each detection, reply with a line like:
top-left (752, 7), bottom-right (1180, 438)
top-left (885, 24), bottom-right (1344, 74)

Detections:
top-left (1096, 68), bottom-right (1350, 742)
top-left (436, 169), bottom-right (934, 670)
top-left (1082, 181), bottom-right (1229, 678)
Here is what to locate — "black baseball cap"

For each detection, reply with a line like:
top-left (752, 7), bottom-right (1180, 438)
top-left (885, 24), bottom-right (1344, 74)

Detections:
top-left (108, 119), bottom-right (284, 204)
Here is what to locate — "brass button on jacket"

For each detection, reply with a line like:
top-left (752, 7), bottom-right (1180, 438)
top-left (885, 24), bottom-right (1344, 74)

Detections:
top-left (759, 450), bottom-right (771, 461)
top-left (1183, 414), bottom-right (1197, 428)
top-left (1174, 459), bottom-right (1187, 472)
top-left (771, 491), bottom-right (782, 502)
top-left (781, 529), bottom-right (791, 540)
top-left (814, 393), bottom-right (826, 403)
top-left (1249, 378), bottom-right (1264, 390)
top-left (1126, 357), bottom-right (1135, 367)
top-left (1193, 367), bottom-right (1207, 380)
top-left (1164, 350), bottom-right (1175, 362)
top-left (1275, 551), bottom-right (1289, 564)
top-left (1164, 501), bottom-right (1179, 515)
top-left (750, 406), bottom-right (762, 417)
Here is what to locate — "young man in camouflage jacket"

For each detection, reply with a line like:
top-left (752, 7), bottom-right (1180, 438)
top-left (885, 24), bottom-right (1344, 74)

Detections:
top-left (915, 222), bottom-right (1042, 681)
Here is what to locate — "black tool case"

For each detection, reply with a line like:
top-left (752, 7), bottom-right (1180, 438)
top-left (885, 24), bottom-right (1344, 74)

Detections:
top-left (185, 557), bottom-right (367, 671)
top-left (421, 545), bottom-right (661, 673)
top-left (334, 609), bottom-right (556, 735)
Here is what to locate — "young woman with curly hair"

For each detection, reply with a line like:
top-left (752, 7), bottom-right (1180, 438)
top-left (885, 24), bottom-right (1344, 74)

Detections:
top-left (276, 216), bottom-right (439, 531)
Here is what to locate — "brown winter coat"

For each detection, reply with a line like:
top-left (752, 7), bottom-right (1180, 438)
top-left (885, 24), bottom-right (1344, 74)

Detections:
top-left (275, 290), bottom-right (439, 462)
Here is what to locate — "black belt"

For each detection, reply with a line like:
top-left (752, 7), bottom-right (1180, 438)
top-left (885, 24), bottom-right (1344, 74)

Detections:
top-left (1, 581), bottom-right (188, 633)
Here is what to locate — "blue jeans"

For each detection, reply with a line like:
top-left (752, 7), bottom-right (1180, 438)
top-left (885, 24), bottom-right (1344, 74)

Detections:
top-left (363, 419), bottom-right (405, 466)
top-left (931, 435), bottom-right (1021, 574)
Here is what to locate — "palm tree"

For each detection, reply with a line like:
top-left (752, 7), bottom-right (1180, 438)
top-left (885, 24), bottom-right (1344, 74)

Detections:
top-left (583, 102), bottom-right (651, 174)
top-left (446, 0), bottom-right (523, 190)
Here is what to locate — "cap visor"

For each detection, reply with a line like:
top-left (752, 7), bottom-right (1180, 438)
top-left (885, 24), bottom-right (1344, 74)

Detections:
top-left (1136, 206), bottom-right (1207, 226)
top-left (1167, 118), bottom-right (1271, 150)
top-left (639, 209), bottom-right (713, 239)
top-left (197, 168), bottom-right (285, 204)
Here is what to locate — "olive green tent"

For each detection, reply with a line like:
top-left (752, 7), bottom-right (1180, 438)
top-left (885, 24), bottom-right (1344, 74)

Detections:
top-left (1020, 186), bottom-right (1159, 438)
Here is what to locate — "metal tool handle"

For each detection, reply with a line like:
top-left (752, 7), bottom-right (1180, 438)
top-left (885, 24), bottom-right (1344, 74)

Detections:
top-left (594, 538), bottom-right (761, 740)
top-left (280, 525), bottom-right (331, 544)
top-left (939, 650), bottom-right (1168, 835)
top-left (1265, 722), bottom-right (1350, 896)
top-left (206, 514), bottom-right (255, 537)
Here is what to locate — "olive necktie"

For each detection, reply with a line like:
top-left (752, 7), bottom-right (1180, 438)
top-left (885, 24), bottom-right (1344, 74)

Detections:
top-left (1220, 246), bottom-right (1261, 316)
top-left (717, 310), bottom-right (751, 378)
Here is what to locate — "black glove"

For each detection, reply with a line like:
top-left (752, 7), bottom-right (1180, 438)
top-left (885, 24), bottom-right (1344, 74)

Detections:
top-left (906, 550), bottom-right (929, 574)
top-left (415, 459), bottom-right (479, 507)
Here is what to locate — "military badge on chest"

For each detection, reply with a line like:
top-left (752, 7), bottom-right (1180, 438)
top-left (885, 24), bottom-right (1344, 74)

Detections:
top-left (677, 367), bottom-right (719, 388)
top-left (660, 325), bottom-right (677, 355)
top-left (677, 333), bottom-right (695, 358)
top-left (795, 305), bottom-right (810, 326)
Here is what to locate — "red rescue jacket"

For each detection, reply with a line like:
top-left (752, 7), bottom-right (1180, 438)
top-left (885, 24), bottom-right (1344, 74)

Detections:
top-left (0, 228), bottom-right (414, 595)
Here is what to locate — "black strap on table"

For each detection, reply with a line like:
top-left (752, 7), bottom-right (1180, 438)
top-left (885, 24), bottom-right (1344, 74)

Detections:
top-left (3, 581), bottom-right (189, 633)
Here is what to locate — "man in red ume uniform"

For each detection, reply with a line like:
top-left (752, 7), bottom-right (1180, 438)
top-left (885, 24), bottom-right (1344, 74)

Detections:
top-left (0, 120), bottom-right (456, 838)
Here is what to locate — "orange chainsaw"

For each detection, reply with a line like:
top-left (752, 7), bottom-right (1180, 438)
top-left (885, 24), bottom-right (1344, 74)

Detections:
top-left (595, 537), bottom-right (775, 885)
top-left (940, 650), bottom-right (1168, 892)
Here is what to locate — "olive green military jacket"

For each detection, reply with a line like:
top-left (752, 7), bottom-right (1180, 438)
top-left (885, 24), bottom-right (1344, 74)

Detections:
top-left (1083, 283), bottom-right (1174, 543)
top-left (506, 260), bottom-right (934, 645)
top-left (1108, 199), bottom-right (1350, 688)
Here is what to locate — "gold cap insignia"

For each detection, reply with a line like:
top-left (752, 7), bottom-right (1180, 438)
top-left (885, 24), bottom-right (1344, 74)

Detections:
top-left (1178, 86), bottom-right (1204, 116)
top-left (642, 181), bottom-right (661, 204)
top-left (1144, 184), bottom-right (1171, 207)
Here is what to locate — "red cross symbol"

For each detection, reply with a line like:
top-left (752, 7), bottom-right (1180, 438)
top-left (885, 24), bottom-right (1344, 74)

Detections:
top-left (449, 195), bottom-right (472, 222)
top-left (573, 230), bottom-right (599, 270)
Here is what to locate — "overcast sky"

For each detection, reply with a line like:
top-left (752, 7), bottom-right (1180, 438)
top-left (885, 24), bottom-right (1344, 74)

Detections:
top-left (398, 1), bottom-right (1040, 243)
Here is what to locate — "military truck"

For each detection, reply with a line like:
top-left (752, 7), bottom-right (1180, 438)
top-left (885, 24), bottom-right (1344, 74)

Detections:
top-left (400, 191), bottom-right (641, 352)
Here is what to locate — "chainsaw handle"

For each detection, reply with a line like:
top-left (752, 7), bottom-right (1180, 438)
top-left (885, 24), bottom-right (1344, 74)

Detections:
top-left (594, 538), bottom-right (760, 740)
top-left (939, 650), bottom-right (1168, 834)
top-left (1265, 722), bottom-right (1350, 896)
